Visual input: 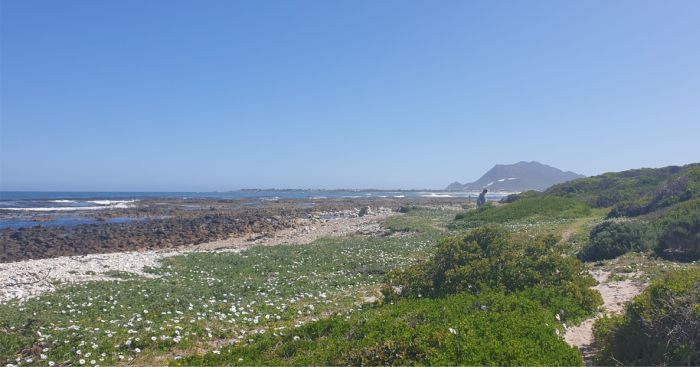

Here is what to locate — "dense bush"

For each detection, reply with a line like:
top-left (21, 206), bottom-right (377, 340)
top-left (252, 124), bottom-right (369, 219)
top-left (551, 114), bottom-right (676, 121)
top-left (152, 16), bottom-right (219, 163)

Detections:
top-left (173, 292), bottom-right (583, 366)
top-left (387, 226), bottom-right (602, 322)
top-left (452, 196), bottom-right (591, 228)
top-left (607, 197), bottom-right (652, 218)
top-left (608, 166), bottom-right (700, 218)
top-left (171, 226), bottom-right (596, 366)
top-left (656, 199), bottom-right (700, 261)
top-left (577, 220), bottom-right (658, 261)
top-left (545, 163), bottom-right (700, 212)
top-left (593, 268), bottom-right (700, 366)
top-left (499, 190), bottom-right (542, 203)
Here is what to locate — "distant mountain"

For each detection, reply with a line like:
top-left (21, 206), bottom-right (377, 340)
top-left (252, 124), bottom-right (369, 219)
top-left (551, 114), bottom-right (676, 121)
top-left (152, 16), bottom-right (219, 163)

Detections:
top-left (446, 161), bottom-right (585, 192)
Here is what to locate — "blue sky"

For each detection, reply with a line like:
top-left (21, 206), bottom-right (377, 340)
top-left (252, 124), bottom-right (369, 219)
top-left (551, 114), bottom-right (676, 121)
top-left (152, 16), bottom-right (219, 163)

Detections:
top-left (1, 0), bottom-right (699, 191)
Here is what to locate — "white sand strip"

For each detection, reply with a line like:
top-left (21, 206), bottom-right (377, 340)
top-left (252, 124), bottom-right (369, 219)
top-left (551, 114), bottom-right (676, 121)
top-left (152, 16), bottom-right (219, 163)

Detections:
top-left (0, 208), bottom-right (396, 303)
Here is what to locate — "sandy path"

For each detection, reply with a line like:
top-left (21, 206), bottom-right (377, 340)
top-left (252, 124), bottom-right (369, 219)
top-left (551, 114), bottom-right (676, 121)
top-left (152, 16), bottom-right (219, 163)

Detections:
top-left (0, 208), bottom-right (396, 303)
top-left (564, 269), bottom-right (646, 362)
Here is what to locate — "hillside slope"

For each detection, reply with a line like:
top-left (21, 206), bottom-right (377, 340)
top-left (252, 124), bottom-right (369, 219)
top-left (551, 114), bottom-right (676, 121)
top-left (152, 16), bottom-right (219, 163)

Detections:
top-left (545, 163), bottom-right (700, 211)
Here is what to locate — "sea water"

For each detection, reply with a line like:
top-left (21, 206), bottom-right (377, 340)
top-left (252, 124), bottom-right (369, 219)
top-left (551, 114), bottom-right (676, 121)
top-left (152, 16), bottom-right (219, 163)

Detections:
top-left (0, 190), bottom-right (513, 229)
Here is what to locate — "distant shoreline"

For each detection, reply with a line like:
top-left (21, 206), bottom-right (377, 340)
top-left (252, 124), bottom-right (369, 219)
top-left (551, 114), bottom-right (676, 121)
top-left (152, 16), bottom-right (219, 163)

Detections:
top-left (0, 196), bottom-right (473, 263)
top-left (0, 189), bottom-right (517, 203)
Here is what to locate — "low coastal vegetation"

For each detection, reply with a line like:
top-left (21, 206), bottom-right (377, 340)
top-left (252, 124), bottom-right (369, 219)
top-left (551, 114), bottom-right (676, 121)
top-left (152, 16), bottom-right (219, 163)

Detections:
top-left (452, 196), bottom-right (591, 228)
top-left (175, 226), bottom-right (597, 366)
top-left (504, 164), bottom-right (700, 262)
top-left (386, 226), bottom-right (601, 323)
top-left (575, 199), bottom-right (700, 262)
top-left (174, 292), bottom-right (582, 366)
top-left (0, 230), bottom-right (439, 367)
top-left (2, 164), bottom-right (699, 366)
top-left (655, 199), bottom-right (700, 261)
top-left (574, 201), bottom-right (700, 261)
top-left (545, 163), bottom-right (700, 209)
top-left (577, 219), bottom-right (658, 261)
top-left (382, 207), bottom-right (458, 234)
top-left (607, 166), bottom-right (700, 218)
top-left (443, 164), bottom-right (700, 365)
top-left (593, 268), bottom-right (700, 366)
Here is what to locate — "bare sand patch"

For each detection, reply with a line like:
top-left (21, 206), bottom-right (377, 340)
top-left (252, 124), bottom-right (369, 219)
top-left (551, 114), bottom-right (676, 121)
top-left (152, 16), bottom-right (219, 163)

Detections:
top-left (564, 269), bottom-right (647, 362)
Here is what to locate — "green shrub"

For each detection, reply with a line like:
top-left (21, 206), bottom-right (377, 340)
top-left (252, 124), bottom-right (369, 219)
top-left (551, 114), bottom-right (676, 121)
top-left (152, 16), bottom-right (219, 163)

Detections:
top-left (546, 165), bottom-right (690, 207)
top-left (452, 196), bottom-right (591, 228)
top-left (387, 226), bottom-right (602, 322)
top-left (608, 166), bottom-right (700, 218)
top-left (499, 190), bottom-right (542, 203)
top-left (593, 268), bottom-right (700, 366)
top-left (607, 197), bottom-right (652, 218)
top-left (577, 220), bottom-right (658, 261)
top-left (0, 234), bottom-right (441, 366)
top-left (656, 199), bottom-right (700, 261)
top-left (172, 292), bottom-right (583, 366)
top-left (383, 207), bottom-right (456, 233)
top-left (545, 163), bottom-right (700, 211)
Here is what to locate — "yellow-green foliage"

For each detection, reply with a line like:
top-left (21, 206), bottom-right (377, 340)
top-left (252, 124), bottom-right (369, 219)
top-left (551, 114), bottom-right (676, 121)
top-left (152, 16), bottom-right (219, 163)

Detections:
top-left (656, 199), bottom-right (700, 261)
top-left (452, 196), bottom-right (591, 228)
top-left (172, 292), bottom-right (583, 366)
top-left (609, 166), bottom-right (700, 218)
top-left (0, 234), bottom-right (437, 366)
top-left (172, 226), bottom-right (600, 366)
top-left (382, 207), bottom-right (456, 233)
top-left (545, 163), bottom-right (700, 211)
top-left (577, 219), bottom-right (658, 261)
top-left (387, 226), bottom-right (602, 322)
top-left (593, 268), bottom-right (700, 366)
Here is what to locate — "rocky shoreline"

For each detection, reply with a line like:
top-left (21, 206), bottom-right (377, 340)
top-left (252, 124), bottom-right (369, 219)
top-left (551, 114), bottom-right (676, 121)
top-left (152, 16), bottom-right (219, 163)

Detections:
top-left (0, 205), bottom-right (398, 303)
top-left (1, 208), bottom-right (296, 262)
top-left (0, 197), bottom-right (463, 263)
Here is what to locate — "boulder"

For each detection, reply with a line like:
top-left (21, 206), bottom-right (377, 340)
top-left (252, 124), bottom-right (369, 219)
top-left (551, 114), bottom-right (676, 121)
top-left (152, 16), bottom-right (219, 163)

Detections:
top-left (358, 206), bottom-right (372, 217)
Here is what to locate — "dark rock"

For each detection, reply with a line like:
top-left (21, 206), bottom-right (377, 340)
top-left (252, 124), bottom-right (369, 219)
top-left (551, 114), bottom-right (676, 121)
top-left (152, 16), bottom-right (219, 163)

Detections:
top-left (358, 206), bottom-right (372, 217)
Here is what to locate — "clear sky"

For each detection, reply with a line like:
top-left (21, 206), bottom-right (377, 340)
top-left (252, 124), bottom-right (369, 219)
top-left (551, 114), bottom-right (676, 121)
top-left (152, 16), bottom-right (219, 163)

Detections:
top-left (1, 0), bottom-right (699, 191)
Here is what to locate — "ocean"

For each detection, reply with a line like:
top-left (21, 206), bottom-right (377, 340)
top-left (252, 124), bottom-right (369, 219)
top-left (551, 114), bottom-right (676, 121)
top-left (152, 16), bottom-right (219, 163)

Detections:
top-left (0, 190), bottom-right (513, 229)
top-left (0, 190), bottom-right (512, 211)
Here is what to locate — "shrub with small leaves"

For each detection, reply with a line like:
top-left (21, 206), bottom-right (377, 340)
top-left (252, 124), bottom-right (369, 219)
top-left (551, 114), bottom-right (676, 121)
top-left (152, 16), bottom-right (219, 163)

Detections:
top-left (577, 220), bottom-right (657, 261)
top-left (387, 226), bottom-right (602, 322)
top-left (593, 268), bottom-right (700, 366)
top-left (656, 199), bottom-right (700, 261)
top-left (172, 292), bottom-right (583, 366)
top-left (452, 196), bottom-right (591, 228)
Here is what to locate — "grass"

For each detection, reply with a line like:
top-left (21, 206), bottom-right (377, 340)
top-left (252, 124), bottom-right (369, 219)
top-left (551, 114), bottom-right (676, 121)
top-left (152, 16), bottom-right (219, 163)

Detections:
top-left (592, 267), bottom-right (700, 366)
top-left (589, 252), bottom-right (698, 284)
top-left (382, 207), bottom-right (459, 234)
top-left (545, 164), bottom-right (699, 208)
top-left (173, 291), bottom-right (583, 366)
top-left (2, 202), bottom-right (693, 366)
top-left (0, 225), bottom-right (442, 366)
top-left (103, 270), bottom-right (140, 280)
top-left (171, 218), bottom-right (606, 366)
top-left (451, 196), bottom-right (593, 229)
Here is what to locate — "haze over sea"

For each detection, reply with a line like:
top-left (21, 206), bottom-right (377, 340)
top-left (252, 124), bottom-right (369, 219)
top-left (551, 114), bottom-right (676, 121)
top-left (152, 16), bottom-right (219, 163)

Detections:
top-left (0, 190), bottom-right (509, 209)
top-left (0, 190), bottom-right (510, 230)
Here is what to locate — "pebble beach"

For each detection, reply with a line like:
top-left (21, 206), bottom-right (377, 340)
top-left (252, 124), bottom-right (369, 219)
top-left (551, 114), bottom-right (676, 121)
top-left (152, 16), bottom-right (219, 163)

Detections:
top-left (0, 205), bottom-right (398, 303)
